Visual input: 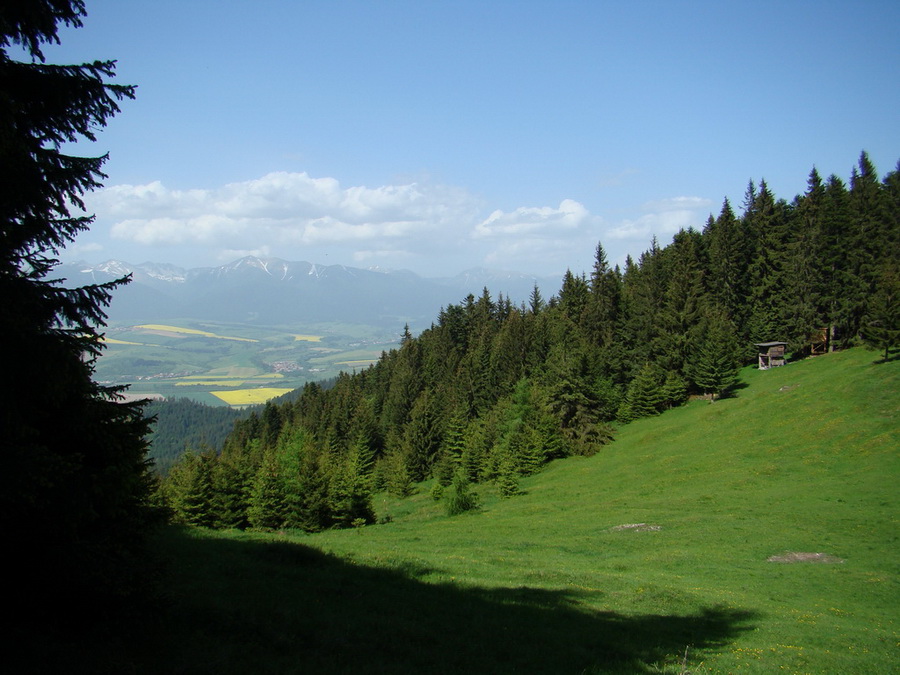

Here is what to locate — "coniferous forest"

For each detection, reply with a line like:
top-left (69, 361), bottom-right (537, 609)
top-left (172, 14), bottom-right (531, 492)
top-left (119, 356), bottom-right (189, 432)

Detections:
top-left (159, 153), bottom-right (900, 531)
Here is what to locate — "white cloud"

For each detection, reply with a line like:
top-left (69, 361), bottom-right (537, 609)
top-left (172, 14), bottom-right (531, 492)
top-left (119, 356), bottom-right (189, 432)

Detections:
top-left (474, 199), bottom-right (593, 239)
top-left (218, 246), bottom-right (272, 262)
top-left (605, 195), bottom-right (713, 242)
top-left (66, 241), bottom-right (104, 255)
top-left (351, 248), bottom-right (414, 265)
top-left (472, 199), bottom-right (601, 274)
top-left (86, 170), bottom-right (704, 277)
top-left (97, 172), bottom-right (481, 264)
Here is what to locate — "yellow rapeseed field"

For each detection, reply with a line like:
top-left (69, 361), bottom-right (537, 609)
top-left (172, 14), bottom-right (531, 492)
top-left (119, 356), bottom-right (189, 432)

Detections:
top-left (293, 334), bottom-right (323, 342)
top-left (136, 324), bottom-right (257, 342)
top-left (211, 388), bottom-right (293, 405)
top-left (101, 337), bottom-right (149, 346)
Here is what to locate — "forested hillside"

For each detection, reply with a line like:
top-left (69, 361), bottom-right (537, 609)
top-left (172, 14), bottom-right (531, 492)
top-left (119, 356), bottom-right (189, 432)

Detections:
top-left (145, 399), bottom-right (248, 474)
top-left (159, 152), bottom-right (899, 531)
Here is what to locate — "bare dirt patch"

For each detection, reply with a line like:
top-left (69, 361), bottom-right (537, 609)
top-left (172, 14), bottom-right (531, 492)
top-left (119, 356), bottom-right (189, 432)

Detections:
top-left (767, 552), bottom-right (844, 564)
top-left (610, 523), bottom-right (661, 532)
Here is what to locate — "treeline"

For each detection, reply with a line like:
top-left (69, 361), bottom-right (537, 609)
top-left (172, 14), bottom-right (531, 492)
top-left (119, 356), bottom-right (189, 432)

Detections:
top-left (157, 152), bottom-right (899, 531)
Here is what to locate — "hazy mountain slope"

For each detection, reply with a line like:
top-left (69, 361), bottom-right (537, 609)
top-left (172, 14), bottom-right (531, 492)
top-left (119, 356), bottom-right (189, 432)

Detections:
top-left (57, 257), bottom-right (558, 327)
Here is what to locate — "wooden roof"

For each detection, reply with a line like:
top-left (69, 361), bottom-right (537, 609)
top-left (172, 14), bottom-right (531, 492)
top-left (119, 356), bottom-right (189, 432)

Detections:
top-left (754, 341), bottom-right (788, 347)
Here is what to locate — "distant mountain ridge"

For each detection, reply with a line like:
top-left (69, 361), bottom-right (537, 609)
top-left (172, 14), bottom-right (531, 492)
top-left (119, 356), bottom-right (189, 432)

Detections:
top-left (58, 256), bottom-right (558, 328)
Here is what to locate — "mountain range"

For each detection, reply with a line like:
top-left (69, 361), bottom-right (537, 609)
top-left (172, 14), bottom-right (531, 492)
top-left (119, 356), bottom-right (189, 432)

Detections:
top-left (56, 256), bottom-right (559, 327)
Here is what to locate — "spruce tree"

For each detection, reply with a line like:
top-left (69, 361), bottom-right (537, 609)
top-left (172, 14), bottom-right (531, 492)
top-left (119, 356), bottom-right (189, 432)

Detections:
top-left (445, 470), bottom-right (480, 516)
top-left (690, 313), bottom-right (740, 400)
top-left (860, 261), bottom-right (900, 361)
top-left (435, 411), bottom-right (467, 486)
top-left (621, 238), bottom-right (666, 370)
top-left (656, 228), bottom-right (707, 375)
top-left (745, 181), bottom-right (791, 344)
top-left (1, 1), bottom-right (156, 615)
top-left (403, 390), bottom-right (443, 482)
top-left (782, 169), bottom-right (826, 352)
top-left (495, 450), bottom-right (521, 498)
top-left (617, 363), bottom-right (664, 422)
top-left (247, 449), bottom-right (286, 530)
top-left (213, 450), bottom-right (253, 529)
top-left (820, 174), bottom-right (859, 348)
top-left (164, 450), bottom-right (217, 527)
top-left (585, 241), bottom-right (624, 351)
top-left (850, 152), bottom-right (892, 296)
top-left (705, 199), bottom-right (748, 326)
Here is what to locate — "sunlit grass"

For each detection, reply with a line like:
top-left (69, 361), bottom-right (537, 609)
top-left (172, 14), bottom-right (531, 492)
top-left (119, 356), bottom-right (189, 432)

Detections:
top-left (293, 334), bottom-right (323, 342)
top-left (303, 348), bottom-right (898, 673)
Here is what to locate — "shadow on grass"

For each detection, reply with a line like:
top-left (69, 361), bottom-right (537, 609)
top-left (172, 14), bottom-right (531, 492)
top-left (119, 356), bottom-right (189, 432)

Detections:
top-left (718, 380), bottom-right (750, 400)
top-left (871, 349), bottom-right (900, 364)
top-left (25, 526), bottom-right (758, 674)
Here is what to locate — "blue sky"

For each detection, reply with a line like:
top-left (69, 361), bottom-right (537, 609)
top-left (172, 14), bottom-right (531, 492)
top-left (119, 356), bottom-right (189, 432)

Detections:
top-left (42, 0), bottom-right (900, 278)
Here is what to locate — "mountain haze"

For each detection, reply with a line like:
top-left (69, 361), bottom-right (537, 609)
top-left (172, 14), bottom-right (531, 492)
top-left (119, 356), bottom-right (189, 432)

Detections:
top-left (59, 256), bottom-right (557, 327)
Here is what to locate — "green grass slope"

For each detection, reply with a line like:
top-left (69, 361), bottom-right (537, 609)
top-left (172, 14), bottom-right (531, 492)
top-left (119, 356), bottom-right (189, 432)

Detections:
top-left (21, 349), bottom-right (895, 674)
top-left (308, 348), bottom-right (898, 673)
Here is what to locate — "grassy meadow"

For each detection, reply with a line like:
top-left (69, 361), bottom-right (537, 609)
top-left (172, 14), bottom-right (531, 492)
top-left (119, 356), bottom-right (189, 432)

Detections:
top-left (27, 348), bottom-right (897, 674)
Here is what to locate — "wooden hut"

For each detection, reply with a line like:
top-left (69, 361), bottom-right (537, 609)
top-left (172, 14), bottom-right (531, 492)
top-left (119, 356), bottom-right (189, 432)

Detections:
top-left (755, 342), bottom-right (787, 370)
top-left (809, 327), bottom-right (829, 355)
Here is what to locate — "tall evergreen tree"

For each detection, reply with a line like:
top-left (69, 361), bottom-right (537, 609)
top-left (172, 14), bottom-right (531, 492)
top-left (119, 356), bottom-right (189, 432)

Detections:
top-left (403, 390), bottom-right (444, 481)
top-left (617, 363), bottom-right (665, 422)
top-left (621, 238), bottom-right (666, 370)
top-left (0, 1), bottom-right (157, 614)
top-left (745, 180), bottom-right (791, 344)
top-left (860, 261), bottom-right (900, 361)
top-left (820, 174), bottom-right (858, 348)
top-left (163, 449), bottom-right (217, 527)
top-left (528, 282), bottom-right (545, 314)
top-left (656, 228), bottom-right (707, 375)
top-left (782, 169), bottom-right (826, 351)
top-left (247, 448), bottom-right (286, 530)
top-left (689, 312), bottom-right (741, 400)
top-left (585, 241), bottom-right (624, 353)
top-left (558, 269), bottom-right (590, 323)
top-left (705, 198), bottom-right (750, 329)
top-left (850, 151), bottom-right (892, 296)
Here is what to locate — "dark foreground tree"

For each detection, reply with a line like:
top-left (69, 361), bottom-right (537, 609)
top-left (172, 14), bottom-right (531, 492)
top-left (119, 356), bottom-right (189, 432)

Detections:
top-left (0, 1), bottom-right (157, 619)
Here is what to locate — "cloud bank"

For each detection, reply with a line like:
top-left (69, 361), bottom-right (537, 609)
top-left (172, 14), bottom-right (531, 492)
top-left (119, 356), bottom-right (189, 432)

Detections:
top-left (82, 171), bottom-right (712, 276)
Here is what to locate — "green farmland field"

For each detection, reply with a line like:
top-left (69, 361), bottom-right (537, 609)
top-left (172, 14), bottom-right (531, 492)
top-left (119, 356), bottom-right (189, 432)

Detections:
top-left (96, 320), bottom-right (400, 405)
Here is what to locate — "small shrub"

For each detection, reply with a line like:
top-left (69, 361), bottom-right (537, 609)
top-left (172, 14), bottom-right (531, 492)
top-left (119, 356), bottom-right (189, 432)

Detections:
top-left (430, 482), bottom-right (445, 501)
top-left (445, 472), bottom-right (480, 516)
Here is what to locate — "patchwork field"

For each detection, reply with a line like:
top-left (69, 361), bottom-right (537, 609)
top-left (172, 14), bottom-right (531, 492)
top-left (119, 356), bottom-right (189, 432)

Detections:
top-left (96, 320), bottom-right (400, 406)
